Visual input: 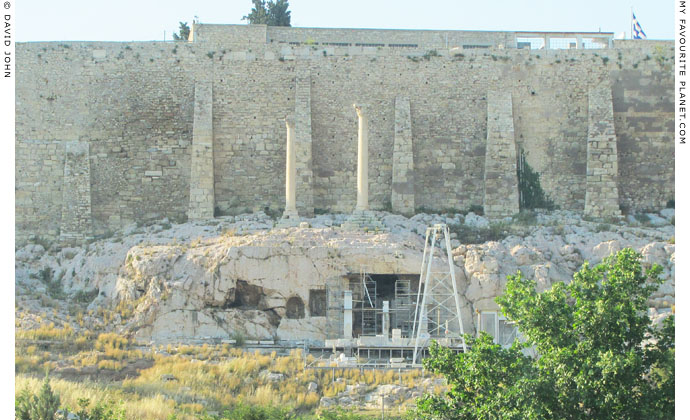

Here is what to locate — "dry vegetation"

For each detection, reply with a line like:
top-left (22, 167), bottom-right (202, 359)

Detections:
top-left (15, 325), bottom-right (437, 419)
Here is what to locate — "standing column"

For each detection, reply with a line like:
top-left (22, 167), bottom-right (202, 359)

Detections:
top-left (282, 116), bottom-right (299, 220)
top-left (354, 104), bottom-right (369, 211)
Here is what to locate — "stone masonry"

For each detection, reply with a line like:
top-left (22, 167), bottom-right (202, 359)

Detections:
top-left (59, 141), bottom-right (92, 243)
top-left (188, 81), bottom-right (215, 220)
top-left (584, 81), bottom-right (621, 218)
top-left (14, 26), bottom-right (674, 242)
top-left (294, 66), bottom-right (315, 217)
top-left (392, 97), bottom-right (415, 216)
top-left (483, 91), bottom-right (519, 218)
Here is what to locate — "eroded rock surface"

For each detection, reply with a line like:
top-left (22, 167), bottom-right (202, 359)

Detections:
top-left (15, 210), bottom-right (675, 343)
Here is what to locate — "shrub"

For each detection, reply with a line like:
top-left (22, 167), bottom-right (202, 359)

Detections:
top-left (517, 149), bottom-right (555, 211)
top-left (16, 376), bottom-right (61, 420)
top-left (417, 249), bottom-right (674, 419)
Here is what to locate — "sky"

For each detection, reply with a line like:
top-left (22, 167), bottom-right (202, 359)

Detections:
top-left (17, 0), bottom-right (674, 42)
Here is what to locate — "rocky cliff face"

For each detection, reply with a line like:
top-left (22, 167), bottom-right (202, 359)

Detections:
top-left (15, 210), bottom-right (675, 343)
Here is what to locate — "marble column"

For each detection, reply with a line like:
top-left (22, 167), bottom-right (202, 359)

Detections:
top-left (354, 104), bottom-right (369, 211)
top-left (282, 116), bottom-right (299, 220)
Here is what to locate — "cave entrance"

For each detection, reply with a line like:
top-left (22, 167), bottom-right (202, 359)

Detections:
top-left (348, 273), bottom-right (420, 338)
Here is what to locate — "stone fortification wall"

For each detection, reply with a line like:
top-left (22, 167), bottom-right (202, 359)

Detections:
top-left (16, 42), bottom-right (196, 238)
top-left (15, 36), bottom-right (674, 243)
top-left (16, 140), bottom-right (65, 243)
top-left (193, 24), bottom-right (515, 49)
top-left (610, 42), bottom-right (674, 212)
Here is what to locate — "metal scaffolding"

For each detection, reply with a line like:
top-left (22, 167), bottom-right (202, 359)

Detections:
top-left (412, 224), bottom-right (467, 364)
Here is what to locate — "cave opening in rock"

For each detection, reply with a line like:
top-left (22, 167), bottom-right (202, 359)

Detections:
top-left (225, 280), bottom-right (264, 309)
top-left (286, 296), bottom-right (305, 319)
top-left (348, 274), bottom-right (420, 338)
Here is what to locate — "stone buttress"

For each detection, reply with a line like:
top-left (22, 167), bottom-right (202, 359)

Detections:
top-left (392, 96), bottom-right (415, 216)
top-left (294, 65), bottom-right (315, 217)
top-left (483, 91), bottom-right (519, 218)
top-left (188, 81), bottom-right (215, 220)
top-left (584, 81), bottom-right (621, 218)
top-left (60, 141), bottom-right (92, 243)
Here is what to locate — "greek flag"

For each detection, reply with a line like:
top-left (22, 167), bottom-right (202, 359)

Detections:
top-left (632, 13), bottom-right (647, 39)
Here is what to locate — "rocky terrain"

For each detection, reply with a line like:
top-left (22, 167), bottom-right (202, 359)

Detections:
top-left (15, 209), bottom-right (675, 345)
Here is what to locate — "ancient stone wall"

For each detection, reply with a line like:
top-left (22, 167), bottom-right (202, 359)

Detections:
top-left (16, 42), bottom-right (196, 237)
top-left (16, 140), bottom-right (65, 243)
top-left (14, 34), bottom-right (674, 242)
top-left (194, 24), bottom-right (516, 49)
top-left (610, 43), bottom-right (675, 212)
top-left (60, 141), bottom-right (93, 243)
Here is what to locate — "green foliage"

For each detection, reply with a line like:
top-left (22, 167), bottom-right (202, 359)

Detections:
top-left (416, 335), bottom-right (542, 420)
top-left (417, 249), bottom-right (675, 419)
top-left (72, 288), bottom-right (98, 304)
top-left (316, 408), bottom-right (372, 420)
top-left (16, 379), bottom-right (127, 420)
top-left (24, 376), bottom-right (61, 420)
top-left (448, 222), bottom-right (508, 245)
top-left (517, 149), bottom-right (555, 211)
top-left (468, 204), bottom-right (484, 216)
top-left (36, 267), bottom-right (65, 299)
top-left (68, 398), bottom-right (127, 420)
top-left (172, 22), bottom-right (190, 41)
top-left (243, 0), bottom-right (292, 26)
top-left (15, 388), bottom-right (32, 420)
top-left (422, 50), bottom-right (440, 60)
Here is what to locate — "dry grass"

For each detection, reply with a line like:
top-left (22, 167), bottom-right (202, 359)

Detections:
top-left (15, 332), bottom-right (441, 418)
top-left (16, 322), bottom-right (74, 340)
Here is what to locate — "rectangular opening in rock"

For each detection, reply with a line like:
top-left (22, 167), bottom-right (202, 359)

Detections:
top-left (309, 288), bottom-right (327, 317)
top-left (347, 273), bottom-right (420, 338)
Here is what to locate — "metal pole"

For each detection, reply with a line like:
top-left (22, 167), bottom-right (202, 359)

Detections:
top-left (413, 227), bottom-right (438, 365)
top-left (444, 225), bottom-right (467, 352)
top-left (411, 229), bottom-right (431, 340)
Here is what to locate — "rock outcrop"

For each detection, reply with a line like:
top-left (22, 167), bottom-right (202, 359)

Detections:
top-left (15, 210), bottom-right (675, 343)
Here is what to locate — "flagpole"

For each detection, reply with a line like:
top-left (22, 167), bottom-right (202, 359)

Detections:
top-left (631, 7), bottom-right (633, 40)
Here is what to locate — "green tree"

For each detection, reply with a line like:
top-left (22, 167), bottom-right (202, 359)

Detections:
top-left (27, 376), bottom-right (61, 420)
top-left (172, 22), bottom-right (190, 41)
top-left (243, 0), bottom-right (291, 26)
top-left (416, 248), bottom-right (674, 419)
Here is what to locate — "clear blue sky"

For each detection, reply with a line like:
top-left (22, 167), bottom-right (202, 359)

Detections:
top-left (17, 0), bottom-right (674, 42)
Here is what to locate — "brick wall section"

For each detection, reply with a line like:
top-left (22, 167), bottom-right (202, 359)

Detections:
top-left (391, 96), bottom-right (415, 215)
top-left (188, 81), bottom-right (215, 220)
top-left (294, 66), bottom-right (315, 217)
top-left (16, 140), bottom-right (65, 243)
top-left (60, 141), bottom-right (93, 243)
top-left (484, 91), bottom-right (519, 218)
top-left (585, 81), bottom-right (621, 218)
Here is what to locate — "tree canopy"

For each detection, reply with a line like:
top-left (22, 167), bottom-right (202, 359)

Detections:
top-left (172, 22), bottom-right (190, 41)
top-left (243, 0), bottom-right (291, 26)
top-left (416, 248), bottom-right (674, 420)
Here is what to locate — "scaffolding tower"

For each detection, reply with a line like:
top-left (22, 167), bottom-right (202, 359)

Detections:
top-left (412, 224), bottom-right (467, 364)
top-left (392, 278), bottom-right (416, 336)
top-left (352, 266), bottom-right (378, 336)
